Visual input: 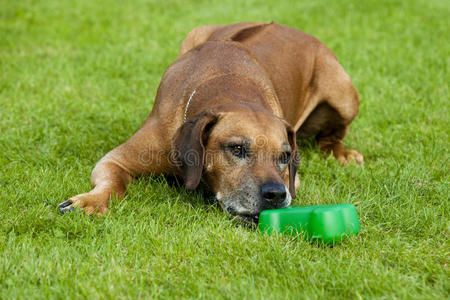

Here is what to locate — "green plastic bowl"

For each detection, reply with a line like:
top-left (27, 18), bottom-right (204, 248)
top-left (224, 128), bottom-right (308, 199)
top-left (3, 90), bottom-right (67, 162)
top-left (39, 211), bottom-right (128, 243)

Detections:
top-left (258, 204), bottom-right (360, 244)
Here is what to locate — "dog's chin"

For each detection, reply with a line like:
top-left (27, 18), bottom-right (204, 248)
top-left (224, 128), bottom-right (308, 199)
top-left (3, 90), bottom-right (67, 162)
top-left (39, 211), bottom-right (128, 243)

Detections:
top-left (235, 213), bottom-right (259, 226)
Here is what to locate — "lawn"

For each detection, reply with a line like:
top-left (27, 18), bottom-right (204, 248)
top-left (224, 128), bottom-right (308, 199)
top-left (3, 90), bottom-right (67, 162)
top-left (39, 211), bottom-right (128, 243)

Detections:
top-left (0, 0), bottom-right (448, 298)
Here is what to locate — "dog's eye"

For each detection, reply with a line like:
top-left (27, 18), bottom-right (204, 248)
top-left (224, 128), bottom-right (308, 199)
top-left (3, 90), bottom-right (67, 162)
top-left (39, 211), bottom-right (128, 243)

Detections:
top-left (279, 151), bottom-right (291, 164)
top-left (229, 145), bottom-right (246, 158)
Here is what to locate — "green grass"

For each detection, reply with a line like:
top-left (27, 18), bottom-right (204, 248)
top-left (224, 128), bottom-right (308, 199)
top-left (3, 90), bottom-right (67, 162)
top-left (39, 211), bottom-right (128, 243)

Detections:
top-left (0, 0), bottom-right (449, 298)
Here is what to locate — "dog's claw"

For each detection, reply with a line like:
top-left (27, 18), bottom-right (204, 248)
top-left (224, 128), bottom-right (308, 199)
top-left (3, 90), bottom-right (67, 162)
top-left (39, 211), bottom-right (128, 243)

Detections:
top-left (58, 200), bottom-right (75, 215)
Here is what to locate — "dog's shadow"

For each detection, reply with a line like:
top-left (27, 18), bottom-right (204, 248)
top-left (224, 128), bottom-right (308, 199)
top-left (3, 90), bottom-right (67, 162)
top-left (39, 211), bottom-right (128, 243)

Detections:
top-left (122, 174), bottom-right (263, 229)
top-left (124, 173), bottom-right (219, 211)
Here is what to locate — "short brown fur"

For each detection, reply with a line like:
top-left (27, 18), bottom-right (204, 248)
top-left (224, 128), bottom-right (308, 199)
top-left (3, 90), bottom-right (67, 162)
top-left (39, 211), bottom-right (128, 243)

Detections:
top-left (60, 22), bottom-right (363, 219)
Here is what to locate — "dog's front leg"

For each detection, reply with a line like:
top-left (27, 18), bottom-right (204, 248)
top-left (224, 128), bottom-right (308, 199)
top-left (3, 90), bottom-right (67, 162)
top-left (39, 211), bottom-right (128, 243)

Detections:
top-left (58, 155), bottom-right (133, 216)
top-left (59, 120), bottom-right (171, 216)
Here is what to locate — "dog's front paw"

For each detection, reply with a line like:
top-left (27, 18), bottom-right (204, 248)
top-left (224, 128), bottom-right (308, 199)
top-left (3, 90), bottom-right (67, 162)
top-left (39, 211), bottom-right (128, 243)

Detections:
top-left (58, 192), bottom-right (109, 216)
top-left (336, 149), bottom-right (364, 166)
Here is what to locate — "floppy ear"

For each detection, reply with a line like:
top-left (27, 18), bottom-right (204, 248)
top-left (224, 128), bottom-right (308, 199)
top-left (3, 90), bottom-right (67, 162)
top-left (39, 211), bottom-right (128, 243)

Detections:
top-left (172, 110), bottom-right (219, 190)
top-left (286, 126), bottom-right (299, 199)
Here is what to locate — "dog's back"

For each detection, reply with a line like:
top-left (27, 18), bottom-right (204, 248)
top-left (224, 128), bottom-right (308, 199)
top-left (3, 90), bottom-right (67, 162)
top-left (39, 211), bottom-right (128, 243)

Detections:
top-left (180, 22), bottom-right (346, 127)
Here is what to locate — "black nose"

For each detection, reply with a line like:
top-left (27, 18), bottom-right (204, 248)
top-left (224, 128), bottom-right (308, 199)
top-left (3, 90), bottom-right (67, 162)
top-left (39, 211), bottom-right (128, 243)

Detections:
top-left (261, 183), bottom-right (287, 204)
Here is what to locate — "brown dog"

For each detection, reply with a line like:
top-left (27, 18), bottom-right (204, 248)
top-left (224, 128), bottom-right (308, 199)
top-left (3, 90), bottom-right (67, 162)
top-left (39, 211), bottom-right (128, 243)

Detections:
top-left (59, 22), bottom-right (363, 223)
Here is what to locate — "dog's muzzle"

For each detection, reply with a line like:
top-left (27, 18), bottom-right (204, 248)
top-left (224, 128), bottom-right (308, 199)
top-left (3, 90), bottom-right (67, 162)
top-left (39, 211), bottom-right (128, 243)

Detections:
top-left (221, 182), bottom-right (291, 224)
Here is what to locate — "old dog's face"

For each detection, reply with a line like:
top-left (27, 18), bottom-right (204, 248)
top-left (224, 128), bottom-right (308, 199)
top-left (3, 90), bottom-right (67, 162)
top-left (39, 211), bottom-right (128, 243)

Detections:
top-left (173, 105), bottom-right (298, 224)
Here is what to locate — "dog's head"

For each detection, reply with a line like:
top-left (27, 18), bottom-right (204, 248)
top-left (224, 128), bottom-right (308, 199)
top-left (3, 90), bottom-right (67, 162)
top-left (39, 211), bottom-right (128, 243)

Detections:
top-left (173, 103), bottom-right (298, 223)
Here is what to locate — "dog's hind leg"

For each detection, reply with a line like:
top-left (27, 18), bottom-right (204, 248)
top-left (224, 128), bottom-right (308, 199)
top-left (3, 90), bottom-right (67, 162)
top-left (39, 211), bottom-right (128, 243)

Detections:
top-left (59, 119), bottom-right (173, 216)
top-left (305, 45), bottom-right (363, 165)
top-left (179, 25), bottom-right (221, 56)
top-left (316, 121), bottom-right (364, 165)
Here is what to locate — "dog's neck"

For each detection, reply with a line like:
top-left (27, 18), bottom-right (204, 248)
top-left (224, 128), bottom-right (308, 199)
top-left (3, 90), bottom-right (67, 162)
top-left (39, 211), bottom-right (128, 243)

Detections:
top-left (183, 73), bottom-right (281, 122)
top-left (184, 89), bottom-right (198, 122)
